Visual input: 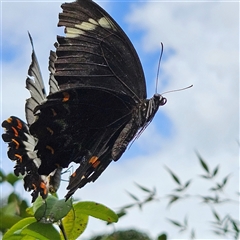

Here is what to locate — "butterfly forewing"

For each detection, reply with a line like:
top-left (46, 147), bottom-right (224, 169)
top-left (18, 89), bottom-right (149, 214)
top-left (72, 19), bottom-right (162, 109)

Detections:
top-left (55, 0), bottom-right (146, 101)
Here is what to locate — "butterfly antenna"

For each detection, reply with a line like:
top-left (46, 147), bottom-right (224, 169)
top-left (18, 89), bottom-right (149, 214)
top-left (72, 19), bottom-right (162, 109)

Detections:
top-left (161, 85), bottom-right (193, 95)
top-left (155, 42), bottom-right (164, 94)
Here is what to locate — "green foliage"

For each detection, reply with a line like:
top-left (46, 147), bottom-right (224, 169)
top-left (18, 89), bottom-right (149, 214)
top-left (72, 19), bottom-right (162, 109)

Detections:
top-left (115, 153), bottom-right (239, 239)
top-left (89, 229), bottom-right (152, 240)
top-left (157, 233), bottom-right (167, 240)
top-left (3, 217), bottom-right (61, 240)
top-left (0, 172), bottom-right (118, 240)
top-left (1, 153), bottom-right (238, 240)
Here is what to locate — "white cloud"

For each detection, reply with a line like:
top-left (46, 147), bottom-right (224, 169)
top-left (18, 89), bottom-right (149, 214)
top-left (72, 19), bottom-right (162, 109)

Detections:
top-left (1, 1), bottom-right (238, 240)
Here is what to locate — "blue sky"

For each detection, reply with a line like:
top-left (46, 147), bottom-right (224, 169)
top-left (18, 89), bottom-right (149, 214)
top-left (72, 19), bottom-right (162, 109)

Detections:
top-left (1, 1), bottom-right (239, 239)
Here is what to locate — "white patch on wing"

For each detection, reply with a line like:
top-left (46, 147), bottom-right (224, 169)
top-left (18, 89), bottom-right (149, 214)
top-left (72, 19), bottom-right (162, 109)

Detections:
top-left (66, 17), bottom-right (116, 38)
top-left (33, 157), bottom-right (41, 168)
top-left (98, 17), bottom-right (113, 29)
top-left (65, 27), bottom-right (85, 38)
top-left (88, 18), bottom-right (98, 25)
top-left (75, 21), bottom-right (96, 30)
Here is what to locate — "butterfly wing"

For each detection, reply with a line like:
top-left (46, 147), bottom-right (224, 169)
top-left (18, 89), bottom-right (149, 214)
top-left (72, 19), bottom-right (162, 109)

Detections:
top-left (29, 0), bottom-right (149, 199)
top-left (55, 0), bottom-right (147, 101)
top-left (2, 34), bottom-right (62, 202)
top-left (3, 0), bottom-right (159, 201)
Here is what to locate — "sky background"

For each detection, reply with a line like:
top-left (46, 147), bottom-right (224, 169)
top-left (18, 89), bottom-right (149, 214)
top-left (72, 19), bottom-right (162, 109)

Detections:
top-left (1, 0), bottom-right (239, 239)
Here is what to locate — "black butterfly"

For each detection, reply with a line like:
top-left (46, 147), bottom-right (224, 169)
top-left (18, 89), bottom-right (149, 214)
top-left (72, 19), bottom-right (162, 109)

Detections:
top-left (2, 0), bottom-right (167, 202)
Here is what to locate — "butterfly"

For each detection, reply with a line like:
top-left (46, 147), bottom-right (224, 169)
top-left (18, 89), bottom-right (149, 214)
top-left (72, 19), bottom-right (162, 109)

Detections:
top-left (2, 0), bottom-right (167, 202)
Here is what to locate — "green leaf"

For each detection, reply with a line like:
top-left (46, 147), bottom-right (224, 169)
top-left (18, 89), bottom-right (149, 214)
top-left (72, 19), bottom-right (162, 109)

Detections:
top-left (184, 179), bottom-right (192, 189)
top-left (116, 210), bottom-right (127, 219)
top-left (5, 173), bottom-right (19, 186)
top-left (212, 209), bottom-right (221, 222)
top-left (231, 219), bottom-right (239, 233)
top-left (167, 195), bottom-right (180, 206)
top-left (212, 165), bottom-right (219, 177)
top-left (190, 228), bottom-right (195, 239)
top-left (21, 222), bottom-right (61, 240)
top-left (126, 191), bottom-right (140, 201)
top-left (1, 201), bottom-right (20, 216)
top-left (7, 193), bottom-right (20, 204)
top-left (134, 182), bottom-right (152, 193)
top-left (34, 196), bottom-right (72, 223)
top-left (3, 217), bottom-right (36, 239)
top-left (198, 154), bottom-right (210, 173)
top-left (0, 214), bottom-right (22, 230)
top-left (61, 209), bottom-right (88, 240)
top-left (167, 218), bottom-right (183, 228)
top-left (73, 201), bottom-right (118, 223)
top-left (0, 170), bottom-right (6, 183)
top-left (222, 174), bottom-right (231, 186)
top-left (199, 175), bottom-right (211, 179)
top-left (184, 215), bottom-right (188, 226)
top-left (19, 200), bottom-right (31, 218)
top-left (121, 203), bottom-right (135, 209)
top-left (165, 166), bottom-right (181, 186)
top-left (157, 233), bottom-right (167, 240)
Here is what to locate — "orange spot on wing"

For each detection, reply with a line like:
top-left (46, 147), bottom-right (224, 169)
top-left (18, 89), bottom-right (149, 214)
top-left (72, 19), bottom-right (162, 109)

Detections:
top-left (15, 154), bottom-right (22, 162)
top-left (72, 171), bottom-right (76, 177)
top-left (16, 119), bottom-right (22, 129)
top-left (51, 108), bottom-right (57, 116)
top-left (93, 160), bottom-right (100, 168)
top-left (89, 156), bottom-right (98, 164)
top-left (6, 117), bottom-right (13, 123)
top-left (40, 182), bottom-right (47, 195)
top-left (89, 156), bottom-right (100, 168)
top-left (46, 127), bottom-right (54, 135)
top-left (12, 139), bottom-right (20, 149)
top-left (11, 127), bottom-right (18, 137)
top-left (46, 145), bottom-right (54, 154)
top-left (62, 92), bottom-right (70, 102)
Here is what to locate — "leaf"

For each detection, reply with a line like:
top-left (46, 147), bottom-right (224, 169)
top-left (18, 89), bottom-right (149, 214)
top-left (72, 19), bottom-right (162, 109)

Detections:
top-left (0, 170), bottom-right (6, 183)
top-left (73, 201), bottom-right (118, 223)
top-left (199, 175), bottom-right (211, 179)
top-left (0, 214), bottom-right (22, 230)
top-left (184, 179), bottom-right (192, 189)
top-left (126, 191), bottom-right (139, 201)
top-left (1, 202), bottom-right (18, 216)
top-left (190, 228), bottom-right (195, 239)
top-left (212, 209), bottom-right (221, 222)
top-left (134, 182), bottom-right (152, 193)
top-left (198, 154), bottom-right (210, 173)
top-left (5, 173), bottom-right (19, 186)
top-left (231, 219), bottom-right (239, 233)
top-left (212, 165), bottom-right (219, 177)
top-left (222, 174), bottom-right (231, 186)
top-left (116, 210), bottom-right (127, 219)
top-left (120, 203), bottom-right (135, 209)
top-left (174, 188), bottom-right (182, 192)
top-left (167, 218), bottom-right (183, 228)
top-left (26, 195), bottom-right (47, 216)
top-left (165, 166), bottom-right (181, 186)
top-left (61, 208), bottom-right (88, 240)
top-left (167, 195), bottom-right (180, 206)
top-left (3, 217), bottom-right (36, 239)
top-left (21, 222), bottom-right (61, 240)
top-left (157, 233), bottom-right (167, 240)
top-left (184, 215), bottom-right (188, 226)
top-left (34, 196), bottom-right (72, 223)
